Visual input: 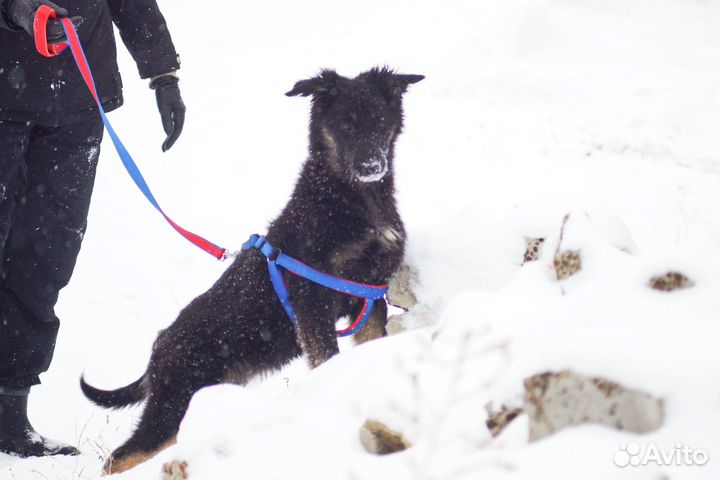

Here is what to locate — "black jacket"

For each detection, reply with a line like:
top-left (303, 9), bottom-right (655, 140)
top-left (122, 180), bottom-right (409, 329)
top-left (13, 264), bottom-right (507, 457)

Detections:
top-left (0, 0), bottom-right (180, 126)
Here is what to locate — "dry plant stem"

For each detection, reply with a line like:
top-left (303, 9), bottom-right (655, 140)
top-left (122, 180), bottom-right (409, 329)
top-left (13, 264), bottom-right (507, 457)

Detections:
top-left (554, 213), bottom-right (571, 257)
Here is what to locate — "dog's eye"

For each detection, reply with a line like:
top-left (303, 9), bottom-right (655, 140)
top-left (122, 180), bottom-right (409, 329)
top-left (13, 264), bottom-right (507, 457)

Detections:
top-left (341, 122), bottom-right (353, 132)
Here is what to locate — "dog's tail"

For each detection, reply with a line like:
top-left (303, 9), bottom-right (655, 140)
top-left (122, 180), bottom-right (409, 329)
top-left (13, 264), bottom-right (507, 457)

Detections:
top-left (80, 374), bottom-right (147, 409)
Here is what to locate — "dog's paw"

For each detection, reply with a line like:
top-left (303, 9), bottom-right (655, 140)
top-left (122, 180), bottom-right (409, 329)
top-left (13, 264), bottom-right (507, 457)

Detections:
top-left (102, 450), bottom-right (153, 476)
top-left (102, 436), bottom-right (178, 475)
top-left (102, 455), bottom-right (116, 476)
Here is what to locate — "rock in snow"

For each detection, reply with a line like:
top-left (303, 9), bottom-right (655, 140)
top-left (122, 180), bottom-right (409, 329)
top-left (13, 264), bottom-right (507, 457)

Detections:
top-left (485, 404), bottom-right (524, 438)
top-left (553, 249), bottom-right (582, 281)
top-left (524, 371), bottom-right (665, 442)
top-left (522, 237), bottom-right (545, 264)
top-left (359, 420), bottom-right (411, 455)
top-left (649, 271), bottom-right (693, 292)
top-left (162, 460), bottom-right (189, 480)
top-left (387, 265), bottom-right (419, 310)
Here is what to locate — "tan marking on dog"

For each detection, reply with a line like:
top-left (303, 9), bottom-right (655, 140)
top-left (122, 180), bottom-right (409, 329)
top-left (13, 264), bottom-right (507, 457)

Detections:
top-left (103, 436), bottom-right (177, 476)
top-left (379, 227), bottom-right (402, 249)
top-left (321, 126), bottom-right (344, 175)
top-left (322, 127), bottom-right (337, 153)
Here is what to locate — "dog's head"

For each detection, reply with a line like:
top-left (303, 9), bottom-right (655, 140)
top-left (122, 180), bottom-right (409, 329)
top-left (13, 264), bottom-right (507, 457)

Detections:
top-left (286, 67), bottom-right (424, 184)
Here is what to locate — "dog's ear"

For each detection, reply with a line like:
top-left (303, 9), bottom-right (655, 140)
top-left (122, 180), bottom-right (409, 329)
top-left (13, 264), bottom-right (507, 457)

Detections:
top-left (394, 74), bottom-right (425, 90)
top-left (285, 70), bottom-right (341, 97)
top-left (362, 67), bottom-right (425, 103)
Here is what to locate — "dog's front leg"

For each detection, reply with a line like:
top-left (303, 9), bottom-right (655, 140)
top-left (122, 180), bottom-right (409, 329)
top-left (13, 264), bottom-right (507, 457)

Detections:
top-left (351, 299), bottom-right (388, 345)
top-left (293, 287), bottom-right (340, 369)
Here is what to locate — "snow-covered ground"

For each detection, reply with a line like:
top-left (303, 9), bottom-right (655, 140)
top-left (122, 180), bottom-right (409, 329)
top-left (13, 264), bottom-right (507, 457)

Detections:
top-left (3, 0), bottom-right (720, 478)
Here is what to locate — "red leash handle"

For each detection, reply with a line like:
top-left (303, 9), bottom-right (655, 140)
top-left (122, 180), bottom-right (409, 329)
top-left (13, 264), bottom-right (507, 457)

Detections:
top-left (34, 5), bottom-right (68, 57)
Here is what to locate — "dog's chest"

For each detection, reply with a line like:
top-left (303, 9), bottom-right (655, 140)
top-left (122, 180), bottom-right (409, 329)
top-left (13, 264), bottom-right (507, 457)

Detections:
top-left (330, 225), bottom-right (404, 270)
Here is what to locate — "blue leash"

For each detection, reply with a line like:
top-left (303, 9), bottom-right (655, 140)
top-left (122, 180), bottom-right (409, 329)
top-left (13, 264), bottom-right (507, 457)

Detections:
top-left (242, 234), bottom-right (388, 337)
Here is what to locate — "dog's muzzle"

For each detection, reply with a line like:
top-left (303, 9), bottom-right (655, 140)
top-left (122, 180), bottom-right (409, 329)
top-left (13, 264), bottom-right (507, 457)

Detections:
top-left (355, 151), bottom-right (388, 183)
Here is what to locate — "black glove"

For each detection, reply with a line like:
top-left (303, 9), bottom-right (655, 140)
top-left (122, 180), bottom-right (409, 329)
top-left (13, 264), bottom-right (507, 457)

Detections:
top-left (150, 74), bottom-right (186, 152)
top-left (6, 0), bottom-right (83, 42)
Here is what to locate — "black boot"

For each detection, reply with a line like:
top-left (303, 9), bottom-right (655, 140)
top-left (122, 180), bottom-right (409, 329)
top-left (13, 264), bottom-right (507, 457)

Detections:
top-left (0, 391), bottom-right (80, 457)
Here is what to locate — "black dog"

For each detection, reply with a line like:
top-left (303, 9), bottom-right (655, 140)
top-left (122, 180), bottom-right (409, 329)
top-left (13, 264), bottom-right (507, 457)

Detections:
top-left (80, 67), bottom-right (423, 474)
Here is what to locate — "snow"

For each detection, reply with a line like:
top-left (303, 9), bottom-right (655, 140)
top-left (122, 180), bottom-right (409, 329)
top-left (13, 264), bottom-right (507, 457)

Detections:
top-left (3, 0), bottom-right (720, 478)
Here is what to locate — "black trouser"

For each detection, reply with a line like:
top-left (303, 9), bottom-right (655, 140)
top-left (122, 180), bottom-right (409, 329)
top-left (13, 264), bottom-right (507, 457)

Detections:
top-left (0, 118), bottom-right (104, 391)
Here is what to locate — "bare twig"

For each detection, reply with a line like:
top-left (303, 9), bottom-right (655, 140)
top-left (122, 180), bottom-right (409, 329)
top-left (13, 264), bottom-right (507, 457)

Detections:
top-left (554, 213), bottom-right (571, 257)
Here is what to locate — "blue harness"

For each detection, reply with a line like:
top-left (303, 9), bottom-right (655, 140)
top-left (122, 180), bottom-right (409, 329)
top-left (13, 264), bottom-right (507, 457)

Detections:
top-left (242, 234), bottom-right (388, 337)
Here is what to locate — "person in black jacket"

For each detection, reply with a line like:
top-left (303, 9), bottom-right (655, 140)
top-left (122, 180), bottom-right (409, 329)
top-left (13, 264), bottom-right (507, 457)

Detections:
top-left (0, 0), bottom-right (185, 457)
